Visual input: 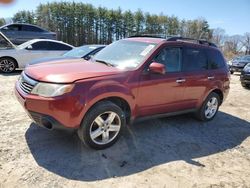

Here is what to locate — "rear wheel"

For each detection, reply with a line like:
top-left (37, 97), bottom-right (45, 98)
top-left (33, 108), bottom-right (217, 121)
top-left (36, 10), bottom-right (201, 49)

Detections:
top-left (77, 101), bottom-right (126, 150)
top-left (196, 92), bottom-right (220, 121)
top-left (0, 57), bottom-right (17, 73)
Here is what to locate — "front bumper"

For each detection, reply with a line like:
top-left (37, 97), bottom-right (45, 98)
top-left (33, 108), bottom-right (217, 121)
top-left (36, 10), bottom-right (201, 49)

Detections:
top-left (15, 82), bottom-right (84, 130)
top-left (240, 72), bottom-right (250, 84)
top-left (29, 111), bottom-right (77, 131)
top-left (230, 66), bottom-right (244, 72)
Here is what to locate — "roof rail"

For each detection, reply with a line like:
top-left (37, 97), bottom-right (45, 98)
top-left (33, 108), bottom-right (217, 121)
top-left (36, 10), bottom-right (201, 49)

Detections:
top-left (167, 36), bottom-right (217, 47)
top-left (128, 34), bottom-right (166, 39)
top-left (128, 35), bottom-right (217, 48)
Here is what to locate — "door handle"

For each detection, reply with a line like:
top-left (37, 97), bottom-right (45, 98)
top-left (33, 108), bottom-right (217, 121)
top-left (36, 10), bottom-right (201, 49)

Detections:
top-left (176, 78), bottom-right (186, 83)
top-left (207, 76), bottom-right (215, 80)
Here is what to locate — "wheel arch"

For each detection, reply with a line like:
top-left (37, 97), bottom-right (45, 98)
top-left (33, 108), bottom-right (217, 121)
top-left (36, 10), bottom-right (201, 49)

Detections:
top-left (83, 96), bottom-right (132, 125)
top-left (0, 56), bottom-right (19, 68)
top-left (210, 89), bottom-right (223, 105)
top-left (200, 88), bottom-right (224, 106)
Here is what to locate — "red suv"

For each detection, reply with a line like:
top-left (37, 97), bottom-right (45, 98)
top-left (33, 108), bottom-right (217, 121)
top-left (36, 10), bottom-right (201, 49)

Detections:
top-left (15, 36), bottom-right (230, 149)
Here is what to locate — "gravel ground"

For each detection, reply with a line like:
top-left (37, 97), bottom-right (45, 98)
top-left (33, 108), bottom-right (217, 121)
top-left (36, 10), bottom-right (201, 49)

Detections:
top-left (0, 72), bottom-right (250, 188)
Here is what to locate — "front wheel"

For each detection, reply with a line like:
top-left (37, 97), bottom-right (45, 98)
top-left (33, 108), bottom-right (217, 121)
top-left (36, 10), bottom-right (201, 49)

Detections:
top-left (241, 82), bottom-right (250, 89)
top-left (195, 92), bottom-right (220, 121)
top-left (0, 57), bottom-right (17, 73)
top-left (77, 101), bottom-right (126, 150)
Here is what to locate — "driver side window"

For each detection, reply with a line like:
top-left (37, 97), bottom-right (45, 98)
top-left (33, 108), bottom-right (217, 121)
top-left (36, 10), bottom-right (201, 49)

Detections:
top-left (154, 47), bottom-right (182, 72)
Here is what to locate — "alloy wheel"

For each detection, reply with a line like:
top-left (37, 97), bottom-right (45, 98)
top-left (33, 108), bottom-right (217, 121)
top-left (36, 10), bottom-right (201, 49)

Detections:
top-left (0, 59), bottom-right (15, 73)
top-left (89, 111), bottom-right (121, 145)
top-left (204, 97), bottom-right (218, 119)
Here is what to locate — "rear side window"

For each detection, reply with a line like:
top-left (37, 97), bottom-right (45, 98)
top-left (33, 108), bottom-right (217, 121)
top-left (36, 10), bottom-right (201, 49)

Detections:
top-left (207, 49), bottom-right (225, 69)
top-left (47, 41), bottom-right (72, 51)
top-left (22, 25), bottom-right (44, 32)
top-left (154, 47), bottom-right (182, 72)
top-left (183, 48), bottom-right (208, 71)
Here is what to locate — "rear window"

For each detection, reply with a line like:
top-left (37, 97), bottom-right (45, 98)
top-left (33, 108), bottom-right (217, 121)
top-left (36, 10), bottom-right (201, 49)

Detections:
top-left (207, 49), bottom-right (225, 69)
top-left (182, 48), bottom-right (208, 71)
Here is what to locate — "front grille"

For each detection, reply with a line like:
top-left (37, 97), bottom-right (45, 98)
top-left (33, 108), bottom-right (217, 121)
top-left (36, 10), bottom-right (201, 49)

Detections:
top-left (20, 81), bottom-right (34, 93)
top-left (18, 73), bottom-right (37, 94)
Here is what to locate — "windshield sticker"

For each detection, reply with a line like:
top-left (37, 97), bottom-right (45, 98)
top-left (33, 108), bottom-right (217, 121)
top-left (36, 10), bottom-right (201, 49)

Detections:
top-left (140, 45), bottom-right (155, 56)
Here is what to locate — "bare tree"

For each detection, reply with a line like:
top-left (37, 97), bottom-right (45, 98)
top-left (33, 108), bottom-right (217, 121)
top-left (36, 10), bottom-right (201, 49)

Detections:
top-left (242, 32), bottom-right (250, 55)
top-left (212, 28), bottom-right (225, 48)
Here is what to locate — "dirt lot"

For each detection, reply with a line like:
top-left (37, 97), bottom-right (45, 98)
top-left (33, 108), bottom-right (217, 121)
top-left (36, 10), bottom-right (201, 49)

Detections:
top-left (0, 72), bottom-right (250, 188)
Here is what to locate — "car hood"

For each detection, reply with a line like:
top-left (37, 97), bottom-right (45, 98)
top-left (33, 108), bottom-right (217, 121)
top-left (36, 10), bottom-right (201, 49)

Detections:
top-left (234, 60), bottom-right (250, 64)
top-left (25, 59), bottom-right (123, 83)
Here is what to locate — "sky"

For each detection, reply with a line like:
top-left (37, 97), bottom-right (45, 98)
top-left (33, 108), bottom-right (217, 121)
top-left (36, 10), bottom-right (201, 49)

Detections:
top-left (0, 0), bottom-right (249, 35)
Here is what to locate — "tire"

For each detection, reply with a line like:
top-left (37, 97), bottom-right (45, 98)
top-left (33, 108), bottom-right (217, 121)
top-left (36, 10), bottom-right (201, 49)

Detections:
top-left (195, 92), bottom-right (220, 121)
top-left (230, 71), bottom-right (234, 74)
top-left (241, 82), bottom-right (246, 88)
top-left (0, 57), bottom-right (17, 73)
top-left (77, 101), bottom-right (126, 150)
top-left (241, 82), bottom-right (250, 89)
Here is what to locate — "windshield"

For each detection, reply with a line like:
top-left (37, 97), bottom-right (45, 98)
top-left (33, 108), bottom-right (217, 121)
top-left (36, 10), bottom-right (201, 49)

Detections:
top-left (93, 40), bottom-right (157, 69)
top-left (63, 46), bottom-right (98, 58)
top-left (241, 56), bottom-right (250, 61)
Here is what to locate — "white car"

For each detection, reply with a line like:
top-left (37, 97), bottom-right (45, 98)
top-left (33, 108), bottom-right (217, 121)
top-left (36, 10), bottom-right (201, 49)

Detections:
top-left (0, 32), bottom-right (74, 73)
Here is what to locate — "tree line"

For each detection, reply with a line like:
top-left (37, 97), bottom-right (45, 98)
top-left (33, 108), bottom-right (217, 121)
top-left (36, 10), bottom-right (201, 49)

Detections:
top-left (3, 2), bottom-right (211, 46)
top-left (0, 2), bottom-right (249, 58)
top-left (212, 28), bottom-right (250, 58)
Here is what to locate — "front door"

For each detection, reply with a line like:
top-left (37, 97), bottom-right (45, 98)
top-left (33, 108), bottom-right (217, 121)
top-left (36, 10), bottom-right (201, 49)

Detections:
top-left (136, 46), bottom-right (186, 117)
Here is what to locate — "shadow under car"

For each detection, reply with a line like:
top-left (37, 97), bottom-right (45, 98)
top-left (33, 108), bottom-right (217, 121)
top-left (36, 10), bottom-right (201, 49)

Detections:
top-left (25, 111), bottom-right (250, 181)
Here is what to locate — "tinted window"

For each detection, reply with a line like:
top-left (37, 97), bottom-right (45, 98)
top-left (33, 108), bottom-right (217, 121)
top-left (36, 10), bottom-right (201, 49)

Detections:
top-left (47, 41), bottom-right (72, 51)
top-left (207, 49), bottom-right (225, 69)
top-left (154, 47), bottom-right (181, 72)
top-left (4, 24), bottom-right (21, 31)
top-left (30, 41), bottom-right (48, 50)
top-left (183, 48), bottom-right (208, 71)
top-left (22, 25), bottom-right (44, 32)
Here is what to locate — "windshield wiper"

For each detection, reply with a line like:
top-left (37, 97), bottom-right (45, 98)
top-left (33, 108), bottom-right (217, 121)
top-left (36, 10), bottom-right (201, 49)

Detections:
top-left (95, 59), bottom-right (114, 67)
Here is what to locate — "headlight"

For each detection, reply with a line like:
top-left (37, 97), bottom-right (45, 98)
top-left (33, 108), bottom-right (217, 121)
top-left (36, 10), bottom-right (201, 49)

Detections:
top-left (243, 64), bottom-right (250, 72)
top-left (228, 61), bottom-right (232, 65)
top-left (31, 83), bottom-right (74, 97)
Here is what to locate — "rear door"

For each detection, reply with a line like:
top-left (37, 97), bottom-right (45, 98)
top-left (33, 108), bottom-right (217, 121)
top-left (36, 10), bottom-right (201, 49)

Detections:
top-left (137, 45), bottom-right (187, 116)
top-left (206, 49), bottom-right (230, 95)
top-left (181, 46), bottom-right (210, 109)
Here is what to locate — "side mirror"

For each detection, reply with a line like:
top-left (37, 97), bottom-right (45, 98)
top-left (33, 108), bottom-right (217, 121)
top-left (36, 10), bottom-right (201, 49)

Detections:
top-left (149, 62), bottom-right (166, 74)
top-left (26, 45), bottom-right (32, 50)
top-left (84, 54), bottom-right (94, 60)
